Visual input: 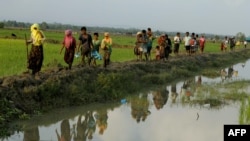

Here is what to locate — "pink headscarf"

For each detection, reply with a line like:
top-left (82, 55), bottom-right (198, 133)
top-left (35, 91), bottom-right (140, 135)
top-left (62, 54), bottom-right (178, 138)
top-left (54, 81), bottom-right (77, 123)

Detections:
top-left (64, 29), bottom-right (73, 48)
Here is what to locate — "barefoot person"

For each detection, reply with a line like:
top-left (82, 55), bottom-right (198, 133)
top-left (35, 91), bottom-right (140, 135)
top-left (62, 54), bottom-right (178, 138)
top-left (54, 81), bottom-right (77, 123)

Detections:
top-left (141, 30), bottom-right (149, 61)
top-left (158, 34), bottom-right (166, 61)
top-left (199, 35), bottom-right (206, 53)
top-left (173, 32), bottom-right (181, 55)
top-left (60, 29), bottom-right (76, 69)
top-left (134, 32), bottom-right (142, 61)
top-left (78, 26), bottom-right (93, 66)
top-left (244, 40), bottom-right (247, 48)
top-left (147, 28), bottom-right (155, 60)
top-left (91, 32), bottom-right (102, 66)
top-left (183, 32), bottom-right (191, 55)
top-left (101, 32), bottom-right (112, 68)
top-left (26, 23), bottom-right (45, 75)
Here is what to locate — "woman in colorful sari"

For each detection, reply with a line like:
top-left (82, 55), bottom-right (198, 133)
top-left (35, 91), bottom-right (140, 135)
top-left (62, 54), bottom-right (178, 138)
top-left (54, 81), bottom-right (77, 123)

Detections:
top-left (60, 29), bottom-right (76, 69)
top-left (158, 34), bottom-right (166, 61)
top-left (91, 32), bottom-right (102, 66)
top-left (26, 23), bottom-right (45, 75)
top-left (134, 32), bottom-right (142, 61)
top-left (101, 32), bottom-right (112, 68)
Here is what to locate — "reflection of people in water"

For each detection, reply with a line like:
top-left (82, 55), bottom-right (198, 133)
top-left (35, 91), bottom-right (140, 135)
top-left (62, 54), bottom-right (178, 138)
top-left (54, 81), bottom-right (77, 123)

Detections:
top-left (153, 89), bottom-right (169, 109)
top-left (23, 126), bottom-right (40, 141)
top-left (86, 111), bottom-right (96, 140)
top-left (181, 79), bottom-right (194, 101)
top-left (220, 69), bottom-right (227, 82)
top-left (73, 111), bottom-right (97, 141)
top-left (74, 114), bottom-right (88, 141)
top-left (171, 83), bottom-right (178, 103)
top-left (95, 109), bottom-right (108, 135)
top-left (197, 76), bottom-right (202, 86)
top-left (195, 76), bottom-right (202, 93)
top-left (56, 119), bottom-right (72, 141)
top-left (242, 62), bottom-right (245, 68)
top-left (228, 66), bottom-right (234, 79)
top-left (131, 94), bottom-right (151, 123)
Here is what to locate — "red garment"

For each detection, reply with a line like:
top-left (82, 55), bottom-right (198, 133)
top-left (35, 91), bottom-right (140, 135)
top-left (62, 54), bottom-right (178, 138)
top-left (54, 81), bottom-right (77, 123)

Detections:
top-left (199, 38), bottom-right (205, 47)
top-left (63, 30), bottom-right (74, 49)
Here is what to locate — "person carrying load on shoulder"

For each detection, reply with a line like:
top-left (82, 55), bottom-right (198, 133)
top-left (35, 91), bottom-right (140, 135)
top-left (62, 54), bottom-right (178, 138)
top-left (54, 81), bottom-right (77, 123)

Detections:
top-left (60, 29), bottom-right (76, 70)
top-left (101, 32), bottom-right (112, 68)
top-left (26, 23), bottom-right (46, 75)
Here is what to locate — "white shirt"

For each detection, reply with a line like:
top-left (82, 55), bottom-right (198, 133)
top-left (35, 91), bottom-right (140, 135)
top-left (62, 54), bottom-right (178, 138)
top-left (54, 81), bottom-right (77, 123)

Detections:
top-left (184, 36), bottom-right (191, 46)
top-left (224, 40), bottom-right (228, 47)
top-left (174, 36), bottom-right (180, 44)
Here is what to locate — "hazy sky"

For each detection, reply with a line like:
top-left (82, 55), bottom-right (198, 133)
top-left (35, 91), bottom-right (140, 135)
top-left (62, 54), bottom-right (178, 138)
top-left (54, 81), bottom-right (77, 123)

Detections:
top-left (0, 0), bottom-right (249, 36)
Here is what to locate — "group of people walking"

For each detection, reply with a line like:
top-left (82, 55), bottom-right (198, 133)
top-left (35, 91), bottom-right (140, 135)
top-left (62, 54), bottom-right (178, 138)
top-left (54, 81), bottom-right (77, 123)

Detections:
top-left (26, 23), bottom-right (247, 76)
top-left (134, 27), bottom-right (176, 62)
top-left (220, 36), bottom-right (248, 52)
top-left (25, 23), bottom-right (207, 75)
top-left (60, 26), bottom-right (113, 69)
top-left (134, 29), bottom-right (207, 61)
top-left (183, 32), bottom-right (206, 56)
top-left (26, 23), bottom-right (113, 75)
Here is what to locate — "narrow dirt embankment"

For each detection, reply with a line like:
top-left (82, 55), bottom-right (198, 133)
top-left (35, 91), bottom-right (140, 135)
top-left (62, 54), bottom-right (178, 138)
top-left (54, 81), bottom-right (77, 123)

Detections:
top-left (0, 49), bottom-right (250, 132)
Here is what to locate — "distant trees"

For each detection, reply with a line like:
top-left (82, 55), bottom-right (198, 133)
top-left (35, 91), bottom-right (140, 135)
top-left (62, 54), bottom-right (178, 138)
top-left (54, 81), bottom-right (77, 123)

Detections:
top-left (40, 22), bottom-right (49, 30)
top-left (1, 20), bottom-right (247, 41)
top-left (235, 32), bottom-right (246, 42)
top-left (0, 22), bottom-right (4, 28)
top-left (214, 35), bottom-right (220, 42)
top-left (2, 20), bottom-right (30, 28)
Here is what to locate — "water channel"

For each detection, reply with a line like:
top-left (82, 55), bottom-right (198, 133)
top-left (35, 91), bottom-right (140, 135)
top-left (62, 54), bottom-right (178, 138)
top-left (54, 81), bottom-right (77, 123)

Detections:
top-left (2, 59), bottom-right (250, 141)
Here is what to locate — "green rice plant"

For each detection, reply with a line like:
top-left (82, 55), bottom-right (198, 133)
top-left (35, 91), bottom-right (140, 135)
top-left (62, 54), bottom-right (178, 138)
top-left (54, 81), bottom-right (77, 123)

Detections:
top-left (239, 97), bottom-right (250, 124)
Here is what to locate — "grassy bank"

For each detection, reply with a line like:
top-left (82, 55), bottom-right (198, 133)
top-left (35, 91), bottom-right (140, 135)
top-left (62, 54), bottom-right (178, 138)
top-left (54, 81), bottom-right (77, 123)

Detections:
top-left (1, 49), bottom-right (250, 116)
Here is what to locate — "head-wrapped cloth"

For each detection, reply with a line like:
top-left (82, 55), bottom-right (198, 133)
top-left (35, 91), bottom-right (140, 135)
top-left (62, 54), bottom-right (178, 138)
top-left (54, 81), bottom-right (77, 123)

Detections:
top-left (30, 23), bottom-right (45, 46)
top-left (65, 29), bottom-right (72, 36)
top-left (63, 29), bottom-right (73, 48)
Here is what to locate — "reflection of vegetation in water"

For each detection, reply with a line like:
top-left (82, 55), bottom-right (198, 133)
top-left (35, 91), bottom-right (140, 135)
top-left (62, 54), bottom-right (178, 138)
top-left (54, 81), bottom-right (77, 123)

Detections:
top-left (201, 69), bottom-right (220, 78)
top-left (23, 126), bottom-right (40, 141)
top-left (179, 79), bottom-right (250, 108)
top-left (239, 97), bottom-right (250, 124)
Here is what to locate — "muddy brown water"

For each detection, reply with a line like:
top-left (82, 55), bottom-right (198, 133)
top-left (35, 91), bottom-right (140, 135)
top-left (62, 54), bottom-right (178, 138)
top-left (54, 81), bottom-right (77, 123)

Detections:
top-left (1, 59), bottom-right (250, 141)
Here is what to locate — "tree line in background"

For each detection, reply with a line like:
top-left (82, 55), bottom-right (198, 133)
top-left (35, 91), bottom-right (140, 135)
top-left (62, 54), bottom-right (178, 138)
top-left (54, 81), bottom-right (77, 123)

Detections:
top-left (0, 20), bottom-right (247, 42)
